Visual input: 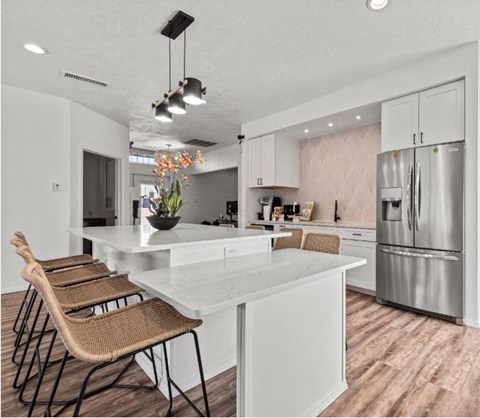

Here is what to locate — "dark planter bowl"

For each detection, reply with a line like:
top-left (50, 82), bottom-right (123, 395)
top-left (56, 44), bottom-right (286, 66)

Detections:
top-left (146, 216), bottom-right (181, 230)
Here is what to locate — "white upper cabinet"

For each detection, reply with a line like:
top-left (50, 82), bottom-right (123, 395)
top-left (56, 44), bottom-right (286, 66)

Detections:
top-left (381, 80), bottom-right (465, 152)
top-left (419, 80), bottom-right (465, 146)
top-left (381, 93), bottom-right (419, 152)
top-left (248, 134), bottom-right (299, 188)
top-left (248, 137), bottom-right (262, 188)
top-left (260, 134), bottom-right (276, 187)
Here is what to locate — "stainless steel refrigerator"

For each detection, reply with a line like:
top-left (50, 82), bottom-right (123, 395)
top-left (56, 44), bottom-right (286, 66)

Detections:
top-left (376, 142), bottom-right (464, 322)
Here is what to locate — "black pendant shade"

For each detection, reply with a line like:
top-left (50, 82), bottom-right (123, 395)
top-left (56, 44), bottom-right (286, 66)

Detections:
top-left (183, 77), bottom-right (205, 105)
top-left (167, 92), bottom-right (187, 115)
top-left (155, 103), bottom-right (173, 122)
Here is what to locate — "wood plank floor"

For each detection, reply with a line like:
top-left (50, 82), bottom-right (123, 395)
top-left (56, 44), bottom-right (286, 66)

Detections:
top-left (2, 290), bottom-right (480, 417)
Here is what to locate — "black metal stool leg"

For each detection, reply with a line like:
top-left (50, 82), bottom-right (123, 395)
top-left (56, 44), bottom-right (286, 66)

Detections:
top-left (13, 290), bottom-right (37, 351)
top-left (73, 363), bottom-right (106, 417)
top-left (191, 330), bottom-right (210, 417)
top-left (162, 343), bottom-right (174, 416)
top-left (44, 349), bottom-right (69, 417)
top-left (13, 284), bottom-right (32, 334)
top-left (13, 299), bottom-right (44, 386)
top-left (149, 347), bottom-right (160, 389)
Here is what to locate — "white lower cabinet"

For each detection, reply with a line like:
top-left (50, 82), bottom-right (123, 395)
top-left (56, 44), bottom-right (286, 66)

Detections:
top-left (259, 222), bottom-right (377, 294)
top-left (341, 239), bottom-right (376, 292)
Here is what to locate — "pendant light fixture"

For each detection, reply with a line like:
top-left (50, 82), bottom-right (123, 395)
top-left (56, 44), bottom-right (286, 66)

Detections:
top-left (168, 92), bottom-right (187, 114)
top-left (152, 11), bottom-right (207, 122)
top-left (183, 77), bottom-right (207, 105)
top-left (155, 103), bottom-right (173, 122)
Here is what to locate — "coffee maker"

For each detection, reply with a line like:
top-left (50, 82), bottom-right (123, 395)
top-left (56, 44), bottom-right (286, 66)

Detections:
top-left (258, 196), bottom-right (281, 220)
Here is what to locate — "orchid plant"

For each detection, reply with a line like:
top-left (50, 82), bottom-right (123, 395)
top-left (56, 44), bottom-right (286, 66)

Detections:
top-left (149, 149), bottom-right (205, 217)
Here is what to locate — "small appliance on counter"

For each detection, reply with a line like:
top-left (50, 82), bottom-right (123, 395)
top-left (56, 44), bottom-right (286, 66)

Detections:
top-left (226, 200), bottom-right (238, 223)
top-left (258, 196), bottom-right (281, 221)
top-left (283, 203), bottom-right (300, 221)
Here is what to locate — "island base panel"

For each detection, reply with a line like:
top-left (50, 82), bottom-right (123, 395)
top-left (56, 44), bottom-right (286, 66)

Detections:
top-left (237, 272), bottom-right (347, 417)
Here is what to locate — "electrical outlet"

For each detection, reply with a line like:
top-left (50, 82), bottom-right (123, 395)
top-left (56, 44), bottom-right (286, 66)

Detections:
top-left (225, 247), bottom-right (239, 257)
top-left (52, 182), bottom-right (61, 192)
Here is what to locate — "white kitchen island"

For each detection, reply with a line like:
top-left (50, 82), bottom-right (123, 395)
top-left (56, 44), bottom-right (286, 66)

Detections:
top-left (69, 224), bottom-right (365, 416)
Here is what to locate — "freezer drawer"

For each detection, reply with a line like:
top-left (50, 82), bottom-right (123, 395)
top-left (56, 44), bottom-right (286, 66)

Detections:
top-left (376, 245), bottom-right (463, 318)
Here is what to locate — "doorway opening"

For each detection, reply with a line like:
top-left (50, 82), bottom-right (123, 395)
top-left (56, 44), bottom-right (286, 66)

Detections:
top-left (83, 150), bottom-right (118, 253)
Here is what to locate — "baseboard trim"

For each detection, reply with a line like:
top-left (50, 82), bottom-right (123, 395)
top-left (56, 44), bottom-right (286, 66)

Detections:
top-left (300, 380), bottom-right (348, 417)
top-left (346, 284), bottom-right (376, 296)
top-left (1, 284), bottom-right (29, 294)
top-left (135, 350), bottom-right (236, 398)
top-left (464, 319), bottom-right (480, 329)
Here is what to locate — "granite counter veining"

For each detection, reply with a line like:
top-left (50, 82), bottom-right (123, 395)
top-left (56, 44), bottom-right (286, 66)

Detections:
top-left (131, 248), bottom-right (366, 317)
top-left (69, 223), bottom-right (290, 253)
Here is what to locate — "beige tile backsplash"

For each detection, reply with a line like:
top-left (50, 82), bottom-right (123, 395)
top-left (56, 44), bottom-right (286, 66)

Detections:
top-left (276, 122), bottom-right (381, 223)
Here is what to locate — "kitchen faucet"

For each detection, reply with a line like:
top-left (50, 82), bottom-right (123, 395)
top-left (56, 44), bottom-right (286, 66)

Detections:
top-left (334, 200), bottom-right (341, 222)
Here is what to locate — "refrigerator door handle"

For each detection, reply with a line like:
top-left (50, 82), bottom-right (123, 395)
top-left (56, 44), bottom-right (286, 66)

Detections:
top-left (379, 248), bottom-right (459, 262)
top-left (406, 163), bottom-right (413, 231)
top-left (414, 162), bottom-right (421, 231)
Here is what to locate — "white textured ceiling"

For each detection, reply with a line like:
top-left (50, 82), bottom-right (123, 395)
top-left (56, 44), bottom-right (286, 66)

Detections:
top-left (2, 0), bottom-right (480, 150)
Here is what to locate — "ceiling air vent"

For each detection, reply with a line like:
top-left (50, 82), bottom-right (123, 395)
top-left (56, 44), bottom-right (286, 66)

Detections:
top-left (62, 71), bottom-right (109, 88)
top-left (183, 139), bottom-right (217, 148)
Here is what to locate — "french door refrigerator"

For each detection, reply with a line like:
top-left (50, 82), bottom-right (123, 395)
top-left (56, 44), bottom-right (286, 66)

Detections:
top-left (376, 142), bottom-right (464, 322)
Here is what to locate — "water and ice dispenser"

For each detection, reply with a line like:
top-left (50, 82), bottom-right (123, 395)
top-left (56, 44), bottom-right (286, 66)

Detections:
top-left (381, 187), bottom-right (402, 221)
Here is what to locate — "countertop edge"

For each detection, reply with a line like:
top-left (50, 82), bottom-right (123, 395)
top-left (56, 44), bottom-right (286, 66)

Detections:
top-left (68, 228), bottom-right (292, 253)
top-left (132, 257), bottom-right (366, 318)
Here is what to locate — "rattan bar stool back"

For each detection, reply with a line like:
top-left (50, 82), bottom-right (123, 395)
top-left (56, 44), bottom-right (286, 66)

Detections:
top-left (302, 232), bottom-right (342, 255)
top-left (274, 228), bottom-right (304, 250)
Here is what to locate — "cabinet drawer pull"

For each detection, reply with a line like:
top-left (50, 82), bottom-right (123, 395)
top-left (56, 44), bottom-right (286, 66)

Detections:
top-left (352, 233), bottom-right (362, 236)
top-left (420, 132), bottom-right (424, 144)
top-left (413, 133), bottom-right (416, 145)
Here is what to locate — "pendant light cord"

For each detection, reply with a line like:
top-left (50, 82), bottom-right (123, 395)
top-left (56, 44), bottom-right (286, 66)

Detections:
top-left (168, 38), bottom-right (172, 90)
top-left (183, 30), bottom-right (186, 80)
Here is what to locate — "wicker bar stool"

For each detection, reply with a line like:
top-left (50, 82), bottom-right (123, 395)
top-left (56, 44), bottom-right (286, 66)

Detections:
top-left (245, 225), bottom-right (265, 230)
top-left (13, 246), bottom-right (144, 395)
top-left (21, 262), bottom-right (209, 417)
top-left (10, 241), bottom-right (117, 367)
top-left (10, 233), bottom-right (97, 338)
top-left (274, 228), bottom-right (304, 250)
top-left (13, 232), bottom-right (97, 271)
top-left (302, 232), bottom-right (342, 254)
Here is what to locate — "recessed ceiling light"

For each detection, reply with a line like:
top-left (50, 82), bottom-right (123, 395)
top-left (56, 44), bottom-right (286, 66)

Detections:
top-left (356, 115), bottom-right (362, 120)
top-left (366, 0), bottom-right (388, 11)
top-left (23, 43), bottom-right (48, 55)
top-left (304, 129), bottom-right (309, 133)
top-left (328, 122), bottom-right (333, 127)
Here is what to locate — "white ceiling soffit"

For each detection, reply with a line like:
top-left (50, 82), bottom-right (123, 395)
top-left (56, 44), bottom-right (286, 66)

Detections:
top-left (2, 0), bottom-right (480, 150)
top-left (278, 103), bottom-right (381, 140)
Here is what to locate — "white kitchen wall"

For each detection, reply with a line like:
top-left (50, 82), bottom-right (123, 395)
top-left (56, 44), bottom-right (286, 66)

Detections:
top-left (69, 101), bottom-right (129, 254)
top-left (2, 85), bottom-right (71, 292)
top-left (1, 85), bottom-right (130, 292)
top-left (241, 41), bottom-right (480, 328)
top-left (276, 123), bottom-right (380, 223)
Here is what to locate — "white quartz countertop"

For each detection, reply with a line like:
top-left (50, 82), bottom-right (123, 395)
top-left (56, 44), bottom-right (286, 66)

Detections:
top-left (69, 223), bottom-right (290, 254)
top-left (248, 219), bottom-right (376, 230)
top-left (131, 248), bottom-right (366, 317)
